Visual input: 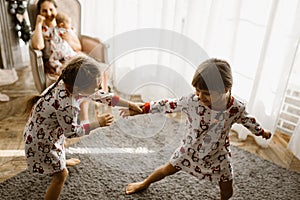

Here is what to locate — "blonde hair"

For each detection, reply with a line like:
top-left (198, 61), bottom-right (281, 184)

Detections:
top-left (192, 58), bottom-right (232, 93)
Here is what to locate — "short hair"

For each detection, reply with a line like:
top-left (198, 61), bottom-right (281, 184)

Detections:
top-left (61, 54), bottom-right (102, 93)
top-left (192, 58), bottom-right (232, 92)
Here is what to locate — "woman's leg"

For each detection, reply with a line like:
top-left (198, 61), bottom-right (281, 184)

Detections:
top-left (44, 168), bottom-right (69, 200)
top-left (125, 162), bottom-right (179, 195)
top-left (219, 179), bottom-right (233, 200)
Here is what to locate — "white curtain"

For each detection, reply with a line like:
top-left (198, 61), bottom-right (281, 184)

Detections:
top-left (289, 120), bottom-right (300, 160)
top-left (79, 0), bottom-right (300, 148)
top-left (287, 38), bottom-right (300, 159)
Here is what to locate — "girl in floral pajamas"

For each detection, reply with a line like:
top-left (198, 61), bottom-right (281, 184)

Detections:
top-left (123, 58), bottom-right (272, 200)
top-left (23, 55), bottom-right (142, 200)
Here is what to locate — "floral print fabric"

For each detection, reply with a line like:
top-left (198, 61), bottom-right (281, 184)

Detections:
top-left (42, 25), bottom-right (76, 74)
top-left (147, 94), bottom-right (264, 182)
top-left (23, 82), bottom-right (117, 175)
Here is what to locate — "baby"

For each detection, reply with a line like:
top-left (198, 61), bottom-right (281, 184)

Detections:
top-left (48, 12), bottom-right (77, 74)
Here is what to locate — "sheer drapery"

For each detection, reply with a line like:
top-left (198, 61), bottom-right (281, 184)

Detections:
top-left (287, 38), bottom-right (300, 159)
top-left (289, 120), bottom-right (300, 160)
top-left (231, 0), bottom-right (300, 147)
top-left (79, 0), bottom-right (300, 148)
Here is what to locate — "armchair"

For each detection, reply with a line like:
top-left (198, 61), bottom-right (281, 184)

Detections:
top-left (27, 0), bottom-right (107, 93)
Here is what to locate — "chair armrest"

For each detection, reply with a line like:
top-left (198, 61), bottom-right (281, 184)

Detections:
top-left (29, 45), bottom-right (46, 93)
top-left (80, 35), bottom-right (107, 63)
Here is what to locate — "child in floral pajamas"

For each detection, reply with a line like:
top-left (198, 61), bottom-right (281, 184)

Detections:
top-left (24, 55), bottom-right (142, 200)
top-left (123, 58), bottom-right (272, 200)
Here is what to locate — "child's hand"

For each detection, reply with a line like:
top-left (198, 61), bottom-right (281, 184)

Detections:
top-left (119, 108), bottom-right (130, 118)
top-left (119, 108), bottom-right (142, 118)
top-left (129, 102), bottom-right (144, 114)
top-left (262, 130), bottom-right (272, 139)
top-left (60, 31), bottom-right (72, 41)
top-left (97, 113), bottom-right (114, 127)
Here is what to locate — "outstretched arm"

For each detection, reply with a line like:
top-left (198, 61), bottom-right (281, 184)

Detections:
top-left (144, 98), bottom-right (185, 114)
top-left (90, 90), bottom-right (143, 114)
top-left (119, 103), bottom-right (144, 117)
top-left (238, 107), bottom-right (272, 140)
top-left (80, 99), bottom-right (114, 129)
top-left (116, 98), bottom-right (143, 113)
top-left (120, 96), bottom-right (189, 118)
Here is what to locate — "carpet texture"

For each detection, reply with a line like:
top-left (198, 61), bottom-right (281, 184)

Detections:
top-left (1, 114), bottom-right (300, 200)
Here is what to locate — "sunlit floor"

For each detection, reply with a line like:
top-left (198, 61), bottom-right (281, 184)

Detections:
top-left (0, 66), bottom-right (299, 183)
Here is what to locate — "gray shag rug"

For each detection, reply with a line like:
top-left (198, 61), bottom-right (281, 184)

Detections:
top-left (1, 114), bottom-right (300, 200)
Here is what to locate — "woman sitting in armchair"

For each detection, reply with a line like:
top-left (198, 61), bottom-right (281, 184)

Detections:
top-left (31, 0), bottom-right (82, 87)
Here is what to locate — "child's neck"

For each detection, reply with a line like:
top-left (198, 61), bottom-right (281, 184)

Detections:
top-left (210, 92), bottom-right (231, 111)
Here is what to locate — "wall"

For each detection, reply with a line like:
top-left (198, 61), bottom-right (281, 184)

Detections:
top-left (0, 0), bottom-right (30, 69)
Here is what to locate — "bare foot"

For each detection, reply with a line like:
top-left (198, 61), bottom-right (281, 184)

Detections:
top-left (66, 158), bottom-right (81, 166)
top-left (125, 182), bottom-right (148, 195)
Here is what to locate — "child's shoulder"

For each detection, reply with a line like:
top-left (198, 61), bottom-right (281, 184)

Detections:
top-left (42, 81), bottom-right (66, 98)
top-left (232, 95), bottom-right (247, 108)
top-left (181, 93), bottom-right (200, 106)
top-left (182, 93), bottom-right (198, 101)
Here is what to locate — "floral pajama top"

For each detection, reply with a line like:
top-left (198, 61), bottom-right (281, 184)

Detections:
top-left (42, 25), bottom-right (76, 74)
top-left (23, 82), bottom-right (119, 175)
top-left (144, 93), bottom-right (265, 182)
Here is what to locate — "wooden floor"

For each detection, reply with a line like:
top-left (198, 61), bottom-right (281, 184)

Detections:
top-left (0, 66), bottom-right (299, 183)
